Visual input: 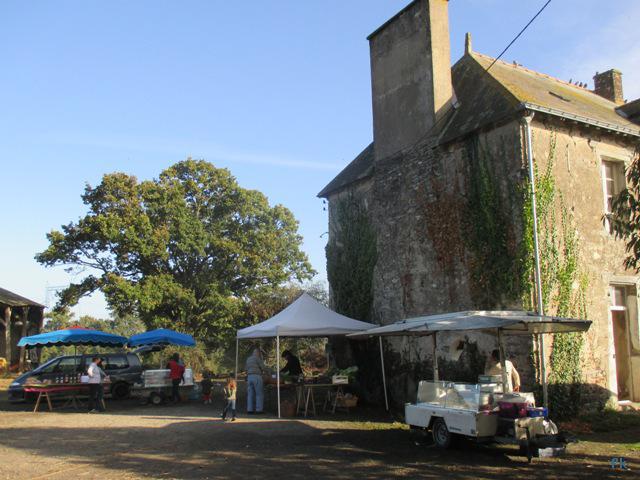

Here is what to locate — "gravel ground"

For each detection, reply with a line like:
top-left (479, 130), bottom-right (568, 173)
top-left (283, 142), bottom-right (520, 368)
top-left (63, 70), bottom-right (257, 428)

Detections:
top-left (0, 383), bottom-right (637, 479)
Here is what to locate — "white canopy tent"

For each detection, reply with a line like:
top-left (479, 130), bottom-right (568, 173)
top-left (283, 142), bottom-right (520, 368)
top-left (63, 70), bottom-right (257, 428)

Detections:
top-left (236, 293), bottom-right (379, 417)
top-left (348, 310), bottom-right (592, 411)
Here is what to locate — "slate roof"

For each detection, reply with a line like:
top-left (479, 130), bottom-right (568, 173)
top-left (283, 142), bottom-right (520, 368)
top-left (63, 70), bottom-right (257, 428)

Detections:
top-left (0, 287), bottom-right (45, 308)
top-left (319, 51), bottom-right (640, 198)
top-left (618, 98), bottom-right (640, 123)
top-left (317, 143), bottom-right (374, 198)
top-left (441, 52), bottom-right (640, 144)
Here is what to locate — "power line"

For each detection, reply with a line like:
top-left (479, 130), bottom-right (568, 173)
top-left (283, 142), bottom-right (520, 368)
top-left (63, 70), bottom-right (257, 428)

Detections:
top-left (486, 0), bottom-right (553, 73)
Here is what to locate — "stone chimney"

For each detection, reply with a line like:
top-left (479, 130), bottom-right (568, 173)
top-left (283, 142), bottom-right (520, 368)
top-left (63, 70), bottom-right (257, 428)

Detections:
top-left (593, 69), bottom-right (624, 104)
top-left (368, 0), bottom-right (453, 161)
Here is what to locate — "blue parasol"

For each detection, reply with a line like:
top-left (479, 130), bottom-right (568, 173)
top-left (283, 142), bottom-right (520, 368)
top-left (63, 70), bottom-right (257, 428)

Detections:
top-left (127, 329), bottom-right (196, 348)
top-left (17, 327), bottom-right (128, 348)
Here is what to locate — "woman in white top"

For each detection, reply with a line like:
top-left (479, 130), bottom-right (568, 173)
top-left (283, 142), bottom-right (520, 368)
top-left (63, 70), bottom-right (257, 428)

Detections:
top-left (87, 357), bottom-right (107, 412)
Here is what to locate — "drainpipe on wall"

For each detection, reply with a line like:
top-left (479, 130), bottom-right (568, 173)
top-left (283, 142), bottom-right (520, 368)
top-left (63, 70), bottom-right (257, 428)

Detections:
top-left (522, 112), bottom-right (549, 410)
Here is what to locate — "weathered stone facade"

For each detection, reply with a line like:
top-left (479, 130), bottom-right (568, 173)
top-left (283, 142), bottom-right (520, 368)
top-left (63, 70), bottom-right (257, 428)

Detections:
top-left (320, 0), bottom-right (640, 409)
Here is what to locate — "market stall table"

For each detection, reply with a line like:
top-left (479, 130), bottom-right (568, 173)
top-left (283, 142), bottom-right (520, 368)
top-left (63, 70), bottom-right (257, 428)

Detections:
top-left (298, 383), bottom-right (347, 417)
top-left (24, 384), bottom-right (107, 412)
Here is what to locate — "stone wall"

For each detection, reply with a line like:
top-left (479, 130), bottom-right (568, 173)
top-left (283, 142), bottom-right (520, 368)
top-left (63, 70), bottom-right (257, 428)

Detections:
top-left (326, 114), bottom-right (640, 408)
top-left (331, 120), bottom-right (538, 407)
top-left (530, 117), bottom-right (639, 403)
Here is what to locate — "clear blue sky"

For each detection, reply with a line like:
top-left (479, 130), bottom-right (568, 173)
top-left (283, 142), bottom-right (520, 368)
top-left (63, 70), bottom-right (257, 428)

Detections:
top-left (2, 0), bottom-right (638, 318)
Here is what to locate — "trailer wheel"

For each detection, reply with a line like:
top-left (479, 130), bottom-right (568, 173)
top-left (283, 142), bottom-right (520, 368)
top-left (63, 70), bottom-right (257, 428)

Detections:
top-left (432, 418), bottom-right (453, 448)
top-left (149, 392), bottom-right (164, 406)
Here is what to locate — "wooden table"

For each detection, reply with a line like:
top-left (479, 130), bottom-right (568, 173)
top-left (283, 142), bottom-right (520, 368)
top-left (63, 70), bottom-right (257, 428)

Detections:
top-left (297, 383), bottom-right (345, 417)
top-left (24, 384), bottom-right (106, 412)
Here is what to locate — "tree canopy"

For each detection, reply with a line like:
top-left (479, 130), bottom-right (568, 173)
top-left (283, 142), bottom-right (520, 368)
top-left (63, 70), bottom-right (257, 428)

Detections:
top-left (607, 146), bottom-right (640, 272)
top-left (36, 159), bottom-right (314, 347)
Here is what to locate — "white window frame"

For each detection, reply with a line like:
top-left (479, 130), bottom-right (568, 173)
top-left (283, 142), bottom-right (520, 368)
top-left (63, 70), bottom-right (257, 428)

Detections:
top-left (601, 158), bottom-right (626, 234)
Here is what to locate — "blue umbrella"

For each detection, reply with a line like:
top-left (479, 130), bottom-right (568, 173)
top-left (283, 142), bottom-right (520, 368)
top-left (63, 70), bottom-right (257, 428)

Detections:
top-left (17, 327), bottom-right (128, 348)
top-left (128, 329), bottom-right (196, 348)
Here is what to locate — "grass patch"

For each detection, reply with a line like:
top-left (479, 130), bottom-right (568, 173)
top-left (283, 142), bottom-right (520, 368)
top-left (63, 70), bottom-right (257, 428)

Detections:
top-left (346, 421), bottom-right (408, 431)
top-left (580, 410), bottom-right (640, 432)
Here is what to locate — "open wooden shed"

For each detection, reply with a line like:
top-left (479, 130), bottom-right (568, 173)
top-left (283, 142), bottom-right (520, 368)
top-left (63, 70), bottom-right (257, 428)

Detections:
top-left (0, 287), bottom-right (45, 371)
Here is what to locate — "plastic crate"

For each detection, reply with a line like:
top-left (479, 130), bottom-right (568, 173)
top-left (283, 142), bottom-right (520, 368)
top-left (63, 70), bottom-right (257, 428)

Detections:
top-left (332, 375), bottom-right (349, 385)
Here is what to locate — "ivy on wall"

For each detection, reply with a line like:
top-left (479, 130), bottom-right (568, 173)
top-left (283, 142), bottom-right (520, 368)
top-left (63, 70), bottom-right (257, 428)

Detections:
top-left (464, 136), bottom-right (528, 308)
top-left (464, 130), bottom-right (588, 417)
top-left (522, 132), bottom-right (588, 418)
top-left (325, 193), bottom-right (377, 321)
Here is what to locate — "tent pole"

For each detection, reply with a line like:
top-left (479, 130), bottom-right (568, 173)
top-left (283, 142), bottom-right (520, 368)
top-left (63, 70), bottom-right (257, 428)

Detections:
top-left (378, 336), bottom-right (389, 411)
top-left (234, 338), bottom-right (239, 381)
top-left (432, 334), bottom-right (439, 381)
top-left (276, 335), bottom-right (281, 419)
top-left (497, 329), bottom-right (508, 393)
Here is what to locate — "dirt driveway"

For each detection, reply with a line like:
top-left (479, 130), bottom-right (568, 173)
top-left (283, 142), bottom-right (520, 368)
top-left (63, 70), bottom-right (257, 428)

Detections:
top-left (0, 392), bottom-right (637, 479)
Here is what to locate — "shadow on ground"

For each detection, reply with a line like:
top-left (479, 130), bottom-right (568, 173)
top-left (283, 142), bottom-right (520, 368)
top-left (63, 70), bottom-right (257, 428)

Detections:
top-left (0, 414), bottom-right (636, 479)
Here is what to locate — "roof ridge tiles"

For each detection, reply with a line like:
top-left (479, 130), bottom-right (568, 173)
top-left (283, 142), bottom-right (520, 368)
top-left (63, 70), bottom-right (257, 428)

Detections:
top-left (470, 51), bottom-right (594, 94)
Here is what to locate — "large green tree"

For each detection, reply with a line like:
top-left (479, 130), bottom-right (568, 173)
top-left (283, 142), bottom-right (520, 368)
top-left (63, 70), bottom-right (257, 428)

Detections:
top-left (36, 159), bottom-right (314, 347)
top-left (607, 146), bottom-right (640, 271)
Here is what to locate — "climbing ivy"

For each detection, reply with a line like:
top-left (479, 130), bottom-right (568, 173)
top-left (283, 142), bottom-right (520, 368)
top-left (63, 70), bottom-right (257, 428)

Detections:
top-left (325, 194), bottom-right (377, 321)
top-left (464, 130), bottom-right (588, 418)
top-left (522, 132), bottom-right (588, 418)
top-left (464, 136), bottom-right (528, 307)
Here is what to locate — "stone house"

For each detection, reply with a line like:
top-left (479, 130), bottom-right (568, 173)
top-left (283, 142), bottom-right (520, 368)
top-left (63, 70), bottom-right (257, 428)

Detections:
top-left (319, 0), bottom-right (640, 408)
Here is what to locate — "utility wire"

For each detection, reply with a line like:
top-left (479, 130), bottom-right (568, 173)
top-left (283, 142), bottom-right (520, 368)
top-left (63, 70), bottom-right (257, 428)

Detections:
top-left (486, 0), bottom-right (552, 72)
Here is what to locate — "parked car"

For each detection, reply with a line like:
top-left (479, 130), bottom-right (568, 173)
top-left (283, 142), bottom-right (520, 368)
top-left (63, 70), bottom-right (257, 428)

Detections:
top-left (8, 352), bottom-right (143, 403)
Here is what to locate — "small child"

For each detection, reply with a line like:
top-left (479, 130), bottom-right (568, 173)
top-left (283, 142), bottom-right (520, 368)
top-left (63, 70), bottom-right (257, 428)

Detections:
top-left (221, 377), bottom-right (237, 421)
top-left (201, 372), bottom-right (213, 405)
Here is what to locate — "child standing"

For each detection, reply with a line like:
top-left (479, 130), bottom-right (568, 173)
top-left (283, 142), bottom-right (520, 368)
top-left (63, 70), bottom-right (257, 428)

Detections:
top-left (221, 377), bottom-right (237, 421)
top-left (201, 372), bottom-right (213, 404)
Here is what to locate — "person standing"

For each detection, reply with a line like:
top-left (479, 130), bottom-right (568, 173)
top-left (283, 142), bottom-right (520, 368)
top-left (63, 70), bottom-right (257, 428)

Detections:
top-left (245, 348), bottom-right (268, 414)
top-left (167, 353), bottom-right (185, 403)
top-left (87, 357), bottom-right (107, 413)
top-left (280, 350), bottom-right (303, 378)
top-left (485, 349), bottom-right (521, 392)
top-left (221, 376), bottom-right (237, 421)
top-left (201, 372), bottom-right (213, 405)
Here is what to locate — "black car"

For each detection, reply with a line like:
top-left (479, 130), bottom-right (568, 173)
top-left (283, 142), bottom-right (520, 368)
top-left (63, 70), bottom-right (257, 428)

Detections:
top-left (8, 352), bottom-right (143, 402)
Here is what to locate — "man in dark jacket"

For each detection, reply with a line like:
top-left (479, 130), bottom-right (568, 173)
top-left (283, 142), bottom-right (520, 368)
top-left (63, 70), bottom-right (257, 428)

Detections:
top-left (280, 350), bottom-right (303, 377)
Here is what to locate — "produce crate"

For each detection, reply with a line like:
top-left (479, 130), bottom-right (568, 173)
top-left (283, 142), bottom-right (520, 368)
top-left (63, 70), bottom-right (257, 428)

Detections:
top-left (331, 375), bottom-right (349, 385)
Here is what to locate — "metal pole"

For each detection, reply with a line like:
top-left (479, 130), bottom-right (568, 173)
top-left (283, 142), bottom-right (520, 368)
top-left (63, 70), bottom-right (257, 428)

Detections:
top-left (523, 114), bottom-right (548, 409)
top-left (497, 329), bottom-right (509, 393)
top-left (234, 338), bottom-right (239, 381)
top-left (432, 334), bottom-right (439, 381)
top-left (276, 335), bottom-right (281, 419)
top-left (378, 336), bottom-right (389, 411)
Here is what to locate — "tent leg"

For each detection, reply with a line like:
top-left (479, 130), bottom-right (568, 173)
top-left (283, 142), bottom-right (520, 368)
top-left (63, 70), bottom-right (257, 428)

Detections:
top-left (378, 337), bottom-right (389, 411)
top-left (432, 334), bottom-right (439, 381)
top-left (276, 335), bottom-right (281, 419)
top-left (497, 329), bottom-right (509, 393)
top-left (235, 338), bottom-right (239, 381)
top-left (540, 334), bottom-right (548, 409)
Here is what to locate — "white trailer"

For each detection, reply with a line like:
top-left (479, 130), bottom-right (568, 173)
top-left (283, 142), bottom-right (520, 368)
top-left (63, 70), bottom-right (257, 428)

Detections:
top-left (405, 380), bottom-right (564, 460)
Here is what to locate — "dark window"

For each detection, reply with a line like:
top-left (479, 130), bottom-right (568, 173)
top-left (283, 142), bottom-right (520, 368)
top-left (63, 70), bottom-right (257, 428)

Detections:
top-left (56, 357), bottom-right (81, 373)
top-left (39, 359), bottom-right (60, 373)
top-left (107, 355), bottom-right (129, 370)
